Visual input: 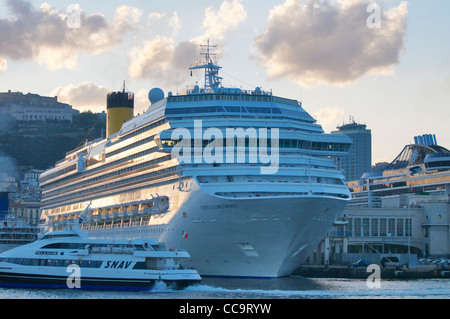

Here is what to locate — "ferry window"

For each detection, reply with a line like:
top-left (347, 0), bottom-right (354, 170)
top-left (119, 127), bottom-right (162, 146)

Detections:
top-left (133, 262), bottom-right (147, 269)
top-left (31, 259), bottom-right (40, 266)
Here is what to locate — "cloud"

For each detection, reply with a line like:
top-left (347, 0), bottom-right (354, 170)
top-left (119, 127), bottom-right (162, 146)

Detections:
top-left (0, 0), bottom-right (142, 70)
top-left (145, 11), bottom-right (181, 38)
top-left (50, 82), bottom-right (111, 112)
top-left (254, 0), bottom-right (408, 87)
top-left (134, 89), bottom-right (151, 115)
top-left (0, 58), bottom-right (6, 72)
top-left (51, 83), bottom-right (155, 115)
top-left (129, 0), bottom-right (247, 87)
top-left (148, 12), bottom-right (165, 21)
top-left (128, 36), bottom-right (200, 88)
top-left (197, 0), bottom-right (247, 42)
top-left (169, 12), bottom-right (181, 36)
top-left (313, 106), bottom-right (346, 132)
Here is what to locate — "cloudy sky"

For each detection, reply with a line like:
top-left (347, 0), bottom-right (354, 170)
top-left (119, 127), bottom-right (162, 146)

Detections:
top-left (0, 0), bottom-right (449, 165)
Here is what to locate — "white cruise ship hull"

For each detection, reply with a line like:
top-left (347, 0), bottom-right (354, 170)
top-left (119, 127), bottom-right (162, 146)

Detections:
top-left (83, 179), bottom-right (348, 278)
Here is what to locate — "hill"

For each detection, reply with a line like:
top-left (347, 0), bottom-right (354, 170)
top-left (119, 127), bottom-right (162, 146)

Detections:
top-left (0, 111), bottom-right (106, 170)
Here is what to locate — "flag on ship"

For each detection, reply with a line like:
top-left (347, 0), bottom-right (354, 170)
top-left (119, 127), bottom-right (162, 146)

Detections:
top-left (181, 230), bottom-right (188, 239)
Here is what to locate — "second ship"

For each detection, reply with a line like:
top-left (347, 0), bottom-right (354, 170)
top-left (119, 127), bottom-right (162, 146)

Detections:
top-left (39, 42), bottom-right (352, 278)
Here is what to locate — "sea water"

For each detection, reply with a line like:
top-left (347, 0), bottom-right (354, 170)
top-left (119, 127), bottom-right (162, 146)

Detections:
top-left (0, 276), bottom-right (449, 299)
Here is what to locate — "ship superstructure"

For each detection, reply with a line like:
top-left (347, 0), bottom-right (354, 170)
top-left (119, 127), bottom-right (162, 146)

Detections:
top-left (39, 43), bottom-right (352, 277)
top-left (348, 139), bottom-right (450, 208)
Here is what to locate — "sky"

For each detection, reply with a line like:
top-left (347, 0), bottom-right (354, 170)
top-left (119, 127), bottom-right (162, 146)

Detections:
top-left (0, 0), bottom-right (449, 165)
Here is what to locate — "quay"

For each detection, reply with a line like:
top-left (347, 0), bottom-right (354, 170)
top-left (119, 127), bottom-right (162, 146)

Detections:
top-left (294, 264), bottom-right (450, 279)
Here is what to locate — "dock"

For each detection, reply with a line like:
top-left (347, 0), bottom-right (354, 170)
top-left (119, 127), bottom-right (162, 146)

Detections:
top-left (294, 265), bottom-right (450, 279)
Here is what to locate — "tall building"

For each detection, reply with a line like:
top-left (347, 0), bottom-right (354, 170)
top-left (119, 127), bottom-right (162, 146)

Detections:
top-left (331, 118), bottom-right (372, 181)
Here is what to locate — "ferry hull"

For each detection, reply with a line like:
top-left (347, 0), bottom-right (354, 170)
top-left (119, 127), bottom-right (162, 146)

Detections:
top-left (0, 271), bottom-right (198, 291)
top-left (85, 184), bottom-right (348, 278)
top-left (0, 272), bottom-right (157, 290)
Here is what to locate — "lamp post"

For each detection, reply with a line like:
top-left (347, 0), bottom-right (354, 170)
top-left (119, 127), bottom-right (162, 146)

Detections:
top-left (408, 195), bottom-right (411, 255)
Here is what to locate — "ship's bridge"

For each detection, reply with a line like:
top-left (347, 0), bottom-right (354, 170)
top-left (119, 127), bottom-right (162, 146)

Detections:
top-left (165, 87), bottom-right (317, 125)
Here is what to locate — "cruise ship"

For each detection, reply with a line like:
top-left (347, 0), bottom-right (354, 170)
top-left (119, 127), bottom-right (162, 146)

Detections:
top-left (347, 135), bottom-right (450, 208)
top-left (39, 43), bottom-right (352, 278)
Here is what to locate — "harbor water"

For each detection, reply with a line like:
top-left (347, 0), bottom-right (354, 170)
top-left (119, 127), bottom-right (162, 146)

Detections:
top-left (0, 276), bottom-right (448, 299)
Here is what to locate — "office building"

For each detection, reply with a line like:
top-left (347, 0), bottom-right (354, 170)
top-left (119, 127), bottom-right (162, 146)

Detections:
top-left (332, 118), bottom-right (372, 181)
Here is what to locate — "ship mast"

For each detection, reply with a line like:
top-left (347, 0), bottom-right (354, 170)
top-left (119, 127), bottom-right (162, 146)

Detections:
top-left (189, 39), bottom-right (222, 90)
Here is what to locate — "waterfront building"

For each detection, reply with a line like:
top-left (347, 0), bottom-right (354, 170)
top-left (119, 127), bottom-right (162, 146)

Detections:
top-left (306, 135), bottom-right (450, 265)
top-left (9, 200), bottom-right (41, 226)
top-left (0, 90), bottom-right (73, 123)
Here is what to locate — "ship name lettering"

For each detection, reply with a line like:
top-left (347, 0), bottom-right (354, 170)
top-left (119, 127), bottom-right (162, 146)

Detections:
top-left (104, 260), bottom-right (133, 269)
top-left (200, 204), bottom-right (237, 211)
top-left (35, 251), bottom-right (58, 256)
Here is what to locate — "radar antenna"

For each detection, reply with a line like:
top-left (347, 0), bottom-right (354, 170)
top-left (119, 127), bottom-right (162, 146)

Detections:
top-left (189, 39), bottom-right (223, 90)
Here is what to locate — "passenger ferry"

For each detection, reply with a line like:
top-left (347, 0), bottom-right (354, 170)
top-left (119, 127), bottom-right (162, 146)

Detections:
top-left (0, 225), bottom-right (201, 290)
top-left (39, 42), bottom-right (352, 278)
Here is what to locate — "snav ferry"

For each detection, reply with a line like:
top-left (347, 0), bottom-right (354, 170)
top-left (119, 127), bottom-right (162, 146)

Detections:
top-left (39, 42), bottom-right (352, 278)
top-left (0, 224), bottom-right (201, 290)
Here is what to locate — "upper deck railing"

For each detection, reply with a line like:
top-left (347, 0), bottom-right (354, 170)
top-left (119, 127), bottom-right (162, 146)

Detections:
top-left (167, 88), bottom-right (300, 108)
